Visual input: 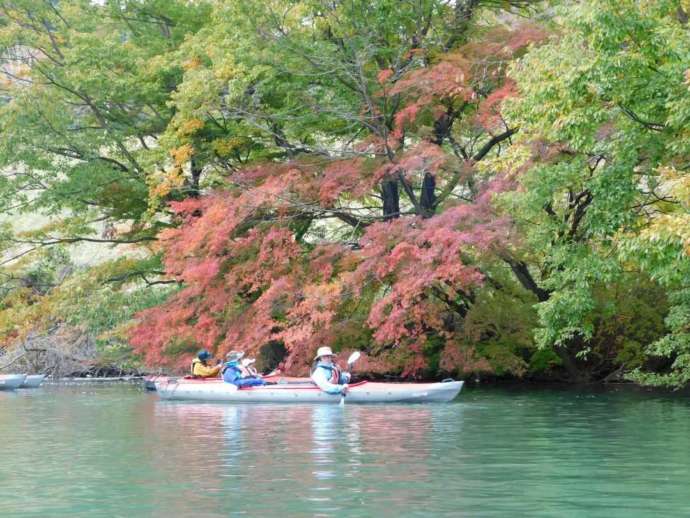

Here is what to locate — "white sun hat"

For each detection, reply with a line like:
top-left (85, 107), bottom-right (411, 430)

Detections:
top-left (314, 346), bottom-right (335, 361)
top-left (226, 350), bottom-right (245, 362)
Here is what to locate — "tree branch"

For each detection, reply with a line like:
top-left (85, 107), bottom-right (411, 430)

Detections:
top-left (473, 127), bottom-right (518, 162)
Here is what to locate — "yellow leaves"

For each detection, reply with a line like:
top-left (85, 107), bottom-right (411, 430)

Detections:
top-left (620, 167), bottom-right (690, 257)
top-left (183, 56), bottom-right (203, 71)
top-left (150, 167), bottom-right (186, 201)
top-left (146, 144), bottom-right (197, 211)
top-left (212, 136), bottom-right (251, 157)
top-left (176, 119), bottom-right (204, 138)
top-left (658, 166), bottom-right (690, 207)
top-left (213, 63), bottom-right (236, 81)
top-left (170, 143), bottom-right (195, 165)
top-left (638, 214), bottom-right (690, 256)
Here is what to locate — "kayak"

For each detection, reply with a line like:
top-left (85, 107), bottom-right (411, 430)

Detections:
top-left (143, 373), bottom-right (306, 391)
top-left (0, 374), bottom-right (27, 390)
top-left (155, 378), bottom-right (463, 403)
top-left (20, 374), bottom-right (46, 388)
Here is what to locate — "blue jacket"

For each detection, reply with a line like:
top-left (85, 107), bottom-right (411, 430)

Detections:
top-left (311, 362), bottom-right (351, 394)
top-left (222, 362), bottom-right (265, 387)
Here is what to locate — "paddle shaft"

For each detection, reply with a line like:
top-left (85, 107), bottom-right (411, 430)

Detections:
top-left (339, 352), bottom-right (360, 406)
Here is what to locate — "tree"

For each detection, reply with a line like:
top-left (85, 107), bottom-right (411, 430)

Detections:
top-left (489, 0), bottom-right (690, 382)
top-left (131, 0), bottom-right (545, 376)
top-left (0, 0), bottom-right (208, 364)
top-left (0, 0), bottom-right (210, 250)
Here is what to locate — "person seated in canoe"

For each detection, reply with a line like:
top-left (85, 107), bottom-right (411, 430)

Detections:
top-left (191, 349), bottom-right (222, 378)
top-left (311, 346), bottom-right (350, 395)
top-left (222, 351), bottom-right (266, 387)
top-left (240, 358), bottom-right (259, 377)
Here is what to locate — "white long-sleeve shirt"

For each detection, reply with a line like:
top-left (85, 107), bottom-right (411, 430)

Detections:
top-left (310, 363), bottom-right (351, 394)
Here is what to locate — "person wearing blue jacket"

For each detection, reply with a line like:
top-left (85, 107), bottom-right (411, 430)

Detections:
top-left (222, 351), bottom-right (266, 387)
top-left (311, 346), bottom-right (351, 395)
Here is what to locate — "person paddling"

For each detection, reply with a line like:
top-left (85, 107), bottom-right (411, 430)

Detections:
top-left (191, 349), bottom-right (222, 378)
top-left (310, 346), bottom-right (350, 395)
top-left (222, 351), bottom-right (266, 387)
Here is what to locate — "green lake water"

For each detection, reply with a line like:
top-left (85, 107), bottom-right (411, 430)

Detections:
top-left (1, 383), bottom-right (690, 517)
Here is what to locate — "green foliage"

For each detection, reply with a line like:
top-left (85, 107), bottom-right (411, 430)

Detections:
top-left (487, 0), bottom-right (690, 383)
top-left (1, 0), bottom-right (688, 385)
top-left (0, 0), bottom-right (210, 245)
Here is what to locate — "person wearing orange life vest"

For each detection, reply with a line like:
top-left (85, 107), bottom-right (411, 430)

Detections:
top-left (190, 349), bottom-right (222, 378)
top-left (310, 346), bottom-right (351, 395)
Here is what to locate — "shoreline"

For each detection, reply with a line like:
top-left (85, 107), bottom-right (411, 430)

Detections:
top-left (31, 374), bottom-right (690, 396)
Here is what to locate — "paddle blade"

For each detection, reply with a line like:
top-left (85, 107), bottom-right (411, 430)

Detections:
top-left (347, 351), bottom-right (361, 366)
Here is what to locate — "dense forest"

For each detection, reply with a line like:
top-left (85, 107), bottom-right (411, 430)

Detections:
top-left (0, 0), bottom-right (688, 385)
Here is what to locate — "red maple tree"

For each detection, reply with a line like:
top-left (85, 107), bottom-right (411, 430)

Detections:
top-left (130, 24), bottom-right (545, 377)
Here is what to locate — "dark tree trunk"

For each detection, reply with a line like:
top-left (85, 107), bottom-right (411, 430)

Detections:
top-left (501, 255), bottom-right (590, 382)
top-left (189, 156), bottom-right (202, 197)
top-left (555, 337), bottom-right (593, 383)
top-left (504, 257), bottom-right (551, 302)
top-left (382, 179), bottom-right (400, 220)
top-left (432, 110), bottom-right (454, 145)
top-left (419, 172), bottom-right (436, 218)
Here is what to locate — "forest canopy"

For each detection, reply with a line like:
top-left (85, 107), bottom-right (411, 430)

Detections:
top-left (0, 0), bottom-right (688, 385)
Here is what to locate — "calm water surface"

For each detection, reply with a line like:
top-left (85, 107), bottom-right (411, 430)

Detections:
top-left (1, 383), bottom-right (689, 517)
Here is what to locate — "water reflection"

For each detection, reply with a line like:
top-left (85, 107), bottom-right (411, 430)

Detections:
top-left (3, 385), bottom-right (690, 517)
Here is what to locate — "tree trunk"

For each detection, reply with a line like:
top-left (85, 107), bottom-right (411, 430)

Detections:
top-left (382, 179), bottom-right (400, 220)
top-left (419, 172), bottom-right (436, 218)
top-left (504, 257), bottom-right (551, 302)
top-left (555, 337), bottom-right (593, 383)
top-left (189, 156), bottom-right (202, 197)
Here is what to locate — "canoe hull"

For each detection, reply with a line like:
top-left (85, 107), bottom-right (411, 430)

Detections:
top-left (20, 374), bottom-right (46, 388)
top-left (155, 379), bottom-right (463, 404)
top-left (0, 374), bottom-right (27, 390)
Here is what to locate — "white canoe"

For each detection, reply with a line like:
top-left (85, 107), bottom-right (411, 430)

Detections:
top-left (20, 374), bottom-right (46, 388)
top-left (0, 374), bottom-right (27, 390)
top-left (155, 378), bottom-right (463, 403)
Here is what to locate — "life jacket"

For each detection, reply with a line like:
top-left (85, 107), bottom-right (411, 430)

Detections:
top-left (190, 358), bottom-right (208, 378)
top-left (221, 361), bottom-right (238, 376)
top-left (316, 363), bottom-right (341, 384)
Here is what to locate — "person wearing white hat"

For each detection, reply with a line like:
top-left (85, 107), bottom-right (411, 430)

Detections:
top-left (310, 346), bottom-right (351, 395)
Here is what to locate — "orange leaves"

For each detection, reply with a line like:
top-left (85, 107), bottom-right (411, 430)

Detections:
top-left (176, 118), bottom-right (205, 137)
top-left (170, 143), bottom-right (195, 165)
top-left (182, 56), bottom-right (202, 71)
top-left (390, 54), bottom-right (474, 103)
top-left (383, 25), bottom-right (548, 138)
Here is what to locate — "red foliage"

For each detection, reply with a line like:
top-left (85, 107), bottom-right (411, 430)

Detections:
top-left (377, 68), bottom-right (394, 84)
top-left (130, 167), bottom-right (512, 374)
top-left (128, 27), bottom-right (543, 376)
top-left (476, 79), bottom-right (517, 131)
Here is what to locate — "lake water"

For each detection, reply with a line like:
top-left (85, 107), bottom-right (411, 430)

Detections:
top-left (1, 383), bottom-right (689, 517)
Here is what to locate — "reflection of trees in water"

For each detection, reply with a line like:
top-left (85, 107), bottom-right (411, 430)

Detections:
top-left (149, 402), bottom-right (229, 516)
top-left (147, 402), bottom-right (438, 515)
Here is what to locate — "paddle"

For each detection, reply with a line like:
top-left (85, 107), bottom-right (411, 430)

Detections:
top-left (339, 351), bottom-right (361, 407)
